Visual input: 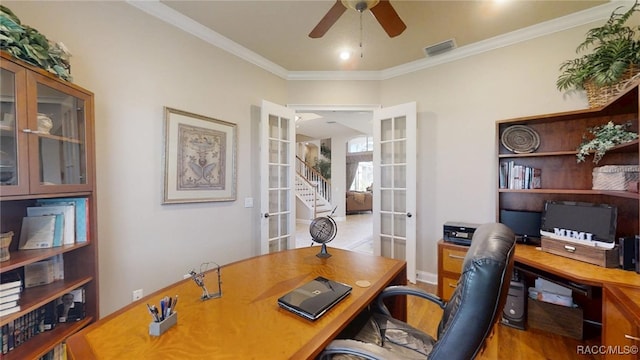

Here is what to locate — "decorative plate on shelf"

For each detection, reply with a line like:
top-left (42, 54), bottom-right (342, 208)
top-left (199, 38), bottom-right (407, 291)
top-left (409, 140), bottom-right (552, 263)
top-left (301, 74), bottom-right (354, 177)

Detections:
top-left (501, 125), bottom-right (540, 153)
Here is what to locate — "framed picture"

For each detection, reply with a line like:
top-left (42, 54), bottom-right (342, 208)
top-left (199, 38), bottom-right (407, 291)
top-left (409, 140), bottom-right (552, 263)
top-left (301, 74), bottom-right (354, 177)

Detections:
top-left (163, 107), bottom-right (237, 204)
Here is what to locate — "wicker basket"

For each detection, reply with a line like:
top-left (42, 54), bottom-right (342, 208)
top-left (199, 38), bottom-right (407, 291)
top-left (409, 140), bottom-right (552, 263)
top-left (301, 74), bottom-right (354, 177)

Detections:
top-left (592, 165), bottom-right (639, 191)
top-left (584, 65), bottom-right (640, 108)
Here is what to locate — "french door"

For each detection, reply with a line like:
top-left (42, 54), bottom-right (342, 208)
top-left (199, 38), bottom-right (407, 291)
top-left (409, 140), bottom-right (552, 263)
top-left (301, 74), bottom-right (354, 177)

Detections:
top-left (260, 100), bottom-right (296, 254)
top-left (373, 102), bottom-right (417, 283)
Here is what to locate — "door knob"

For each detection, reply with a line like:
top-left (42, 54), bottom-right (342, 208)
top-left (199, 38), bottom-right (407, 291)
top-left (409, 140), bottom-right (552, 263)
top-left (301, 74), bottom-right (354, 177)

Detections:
top-left (407, 212), bottom-right (412, 218)
top-left (264, 213), bottom-right (270, 218)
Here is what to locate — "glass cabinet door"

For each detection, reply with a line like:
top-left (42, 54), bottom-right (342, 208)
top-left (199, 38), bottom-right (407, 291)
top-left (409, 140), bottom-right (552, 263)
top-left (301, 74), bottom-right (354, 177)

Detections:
top-left (0, 62), bottom-right (29, 196)
top-left (28, 73), bottom-right (93, 194)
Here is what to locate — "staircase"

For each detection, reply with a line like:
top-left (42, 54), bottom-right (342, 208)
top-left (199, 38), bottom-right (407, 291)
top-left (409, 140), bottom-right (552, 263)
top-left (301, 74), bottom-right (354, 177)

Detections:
top-left (296, 156), bottom-right (332, 219)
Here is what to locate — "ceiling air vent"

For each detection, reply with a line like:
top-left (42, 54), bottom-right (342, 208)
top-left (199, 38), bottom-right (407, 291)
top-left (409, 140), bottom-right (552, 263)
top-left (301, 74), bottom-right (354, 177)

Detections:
top-left (424, 39), bottom-right (456, 57)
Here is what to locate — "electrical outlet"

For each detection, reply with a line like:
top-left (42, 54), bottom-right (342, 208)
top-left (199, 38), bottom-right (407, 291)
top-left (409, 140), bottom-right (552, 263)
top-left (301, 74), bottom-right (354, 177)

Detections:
top-left (132, 288), bottom-right (143, 302)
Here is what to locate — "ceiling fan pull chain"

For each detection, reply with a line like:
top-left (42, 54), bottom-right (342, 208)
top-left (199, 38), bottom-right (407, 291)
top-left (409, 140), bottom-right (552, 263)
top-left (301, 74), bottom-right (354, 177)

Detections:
top-left (359, 11), bottom-right (364, 58)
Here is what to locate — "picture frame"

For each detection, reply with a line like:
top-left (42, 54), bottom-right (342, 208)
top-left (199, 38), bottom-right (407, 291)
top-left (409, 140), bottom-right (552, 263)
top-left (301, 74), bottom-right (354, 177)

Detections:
top-left (162, 107), bottom-right (237, 204)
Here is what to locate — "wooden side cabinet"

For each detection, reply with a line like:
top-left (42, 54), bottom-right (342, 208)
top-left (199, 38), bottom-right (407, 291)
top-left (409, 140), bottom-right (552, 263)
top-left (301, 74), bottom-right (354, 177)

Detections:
top-left (603, 285), bottom-right (640, 360)
top-left (437, 240), bottom-right (469, 301)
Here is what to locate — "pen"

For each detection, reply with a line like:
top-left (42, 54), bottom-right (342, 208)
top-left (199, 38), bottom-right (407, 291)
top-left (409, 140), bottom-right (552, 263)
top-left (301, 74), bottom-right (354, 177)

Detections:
top-left (172, 295), bottom-right (178, 313)
top-left (166, 296), bottom-right (172, 317)
top-left (160, 299), bottom-right (166, 321)
top-left (147, 304), bottom-right (160, 322)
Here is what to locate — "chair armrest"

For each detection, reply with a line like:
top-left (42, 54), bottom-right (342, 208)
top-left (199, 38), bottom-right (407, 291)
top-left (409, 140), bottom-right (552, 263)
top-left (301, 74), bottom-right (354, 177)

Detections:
top-left (321, 339), bottom-right (413, 360)
top-left (374, 285), bottom-right (446, 317)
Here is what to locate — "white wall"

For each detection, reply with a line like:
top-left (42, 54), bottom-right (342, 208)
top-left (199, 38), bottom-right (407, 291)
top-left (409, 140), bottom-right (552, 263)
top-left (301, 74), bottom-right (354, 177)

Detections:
top-left (5, 1), bottom-right (287, 316)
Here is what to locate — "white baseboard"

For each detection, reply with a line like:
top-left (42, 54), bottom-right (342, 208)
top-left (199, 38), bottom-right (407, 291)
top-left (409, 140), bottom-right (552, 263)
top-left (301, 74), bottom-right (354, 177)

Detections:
top-left (416, 270), bottom-right (437, 286)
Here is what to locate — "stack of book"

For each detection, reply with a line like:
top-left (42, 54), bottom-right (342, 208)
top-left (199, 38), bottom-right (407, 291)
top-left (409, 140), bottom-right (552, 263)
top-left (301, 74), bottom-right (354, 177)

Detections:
top-left (17, 197), bottom-right (89, 250)
top-left (0, 271), bottom-right (22, 317)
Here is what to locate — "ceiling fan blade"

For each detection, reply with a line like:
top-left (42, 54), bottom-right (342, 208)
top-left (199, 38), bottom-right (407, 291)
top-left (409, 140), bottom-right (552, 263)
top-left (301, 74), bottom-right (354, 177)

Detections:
top-left (370, 0), bottom-right (406, 38)
top-left (309, 0), bottom-right (347, 38)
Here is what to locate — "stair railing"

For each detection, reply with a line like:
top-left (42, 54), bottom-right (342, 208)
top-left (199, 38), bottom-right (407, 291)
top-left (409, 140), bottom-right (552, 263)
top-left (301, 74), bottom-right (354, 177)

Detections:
top-left (296, 173), bottom-right (318, 218)
top-left (295, 156), bottom-right (331, 204)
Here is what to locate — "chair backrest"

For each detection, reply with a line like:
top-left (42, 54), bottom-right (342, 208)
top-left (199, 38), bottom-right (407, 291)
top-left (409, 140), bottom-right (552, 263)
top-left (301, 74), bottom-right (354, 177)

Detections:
top-left (430, 223), bottom-right (515, 360)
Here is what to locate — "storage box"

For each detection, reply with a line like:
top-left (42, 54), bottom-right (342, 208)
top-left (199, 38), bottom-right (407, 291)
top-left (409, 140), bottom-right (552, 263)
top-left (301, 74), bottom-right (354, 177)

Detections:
top-left (541, 236), bottom-right (619, 268)
top-left (592, 165), bottom-right (639, 191)
top-left (527, 298), bottom-right (583, 339)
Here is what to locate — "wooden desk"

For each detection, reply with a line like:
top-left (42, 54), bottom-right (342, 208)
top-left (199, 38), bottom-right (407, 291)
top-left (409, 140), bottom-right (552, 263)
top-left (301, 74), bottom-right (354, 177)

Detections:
top-left (514, 244), bottom-right (640, 288)
top-left (66, 247), bottom-right (407, 359)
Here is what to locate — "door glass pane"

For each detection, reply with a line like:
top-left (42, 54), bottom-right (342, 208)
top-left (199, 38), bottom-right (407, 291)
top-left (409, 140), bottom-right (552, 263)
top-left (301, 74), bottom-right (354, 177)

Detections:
top-left (394, 165), bottom-right (406, 188)
top-left (381, 213), bottom-right (392, 235)
top-left (280, 117), bottom-right (290, 140)
top-left (268, 189), bottom-right (278, 213)
top-left (280, 165), bottom-right (289, 187)
top-left (381, 118), bottom-right (392, 141)
top-left (381, 189), bottom-right (392, 212)
top-left (279, 140), bottom-right (289, 163)
top-left (381, 165), bottom-right (392, 188)
top-left (269, 165), bottom-right (279, 188)
top-left (280, 190), bottom-right (289, 211)
top-left (394, 116), bottom-right (406, 139)
top-left (269, 140), bottom-right (279, 163)
top-left (0, 69), bottom-right (18, 186)
top-left (280, 214), bottom-right (288, 236)
top-left (381, 142), bottom-right (392, 164)
top-left (381, 236), bottom-right (392, 258)
top-left (394, 141), bottom-right (406, 163)
top-left (37, 83), bottom-right (86, 185)
top-left (394, 190), bottom-right (406, 212)
top-left (269, 115), bottom-right (279, 138)
top-left (394, 215), bottom-right (406, 237)
top-left (394, 239), bottom-right (406, 260)
top-left (269, 216), bottom-right (278, 238)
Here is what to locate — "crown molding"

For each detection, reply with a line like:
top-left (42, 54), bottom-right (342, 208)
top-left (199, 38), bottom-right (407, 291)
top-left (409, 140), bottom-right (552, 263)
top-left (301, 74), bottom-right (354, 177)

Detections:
top-left (127, 1), bottom-right (627, 81)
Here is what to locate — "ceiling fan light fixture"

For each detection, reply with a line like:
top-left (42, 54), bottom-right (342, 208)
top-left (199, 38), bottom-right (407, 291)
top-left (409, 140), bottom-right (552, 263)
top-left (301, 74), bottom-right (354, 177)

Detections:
top-left (341, 0), bottom-right (380, 12)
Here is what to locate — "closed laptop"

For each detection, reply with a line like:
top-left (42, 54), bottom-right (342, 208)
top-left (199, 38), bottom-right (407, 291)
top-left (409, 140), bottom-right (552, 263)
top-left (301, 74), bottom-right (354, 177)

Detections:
top-left (278, 276), bottom-right (352, 321)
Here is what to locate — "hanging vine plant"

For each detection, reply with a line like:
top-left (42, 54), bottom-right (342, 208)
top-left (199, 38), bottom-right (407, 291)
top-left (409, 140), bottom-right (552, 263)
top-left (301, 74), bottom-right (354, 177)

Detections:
top-left (0, 5), bottom-right (72, 81)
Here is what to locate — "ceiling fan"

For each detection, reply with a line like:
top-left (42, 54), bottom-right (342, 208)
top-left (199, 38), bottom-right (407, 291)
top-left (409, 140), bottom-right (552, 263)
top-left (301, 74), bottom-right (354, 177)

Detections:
top-left (309, 0), bottom-right (406, 38)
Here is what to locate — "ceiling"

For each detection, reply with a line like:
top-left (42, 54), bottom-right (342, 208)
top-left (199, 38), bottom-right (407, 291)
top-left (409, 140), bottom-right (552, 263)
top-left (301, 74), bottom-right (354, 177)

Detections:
top-left (159, 0), bottom-right (608, 72)
top-left (135, 1), bottom-right (616, 139)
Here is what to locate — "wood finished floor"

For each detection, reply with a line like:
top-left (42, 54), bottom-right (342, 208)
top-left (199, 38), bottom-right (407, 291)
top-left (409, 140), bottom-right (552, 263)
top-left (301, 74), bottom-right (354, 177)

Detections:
top-left (406, 282), bottom-right (600, 360)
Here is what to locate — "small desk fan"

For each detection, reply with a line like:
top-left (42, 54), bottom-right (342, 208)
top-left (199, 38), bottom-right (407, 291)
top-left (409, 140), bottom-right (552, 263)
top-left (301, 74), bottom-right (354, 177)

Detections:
top-left (309, 207), bottom-right (338, 258)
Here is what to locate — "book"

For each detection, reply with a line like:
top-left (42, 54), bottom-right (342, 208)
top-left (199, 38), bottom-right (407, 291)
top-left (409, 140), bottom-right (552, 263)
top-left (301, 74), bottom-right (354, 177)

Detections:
top-left (55, 288), bottom-right (85, 323)
top-left (24, 260), bottom-right (55, 288)
top-left (0, 294), bottom-right (20, 304)
top-left (0, 271), bottom-right (22, 292)
top-left (0, 286), bottom-right (21, 298)
top-left (52, 254), bottom-right (65, 281)
top-left (28, 204), bottom-right (75, 245)
top-left (18, 215), bottom-right (57, 249)
top-left (0, 301), bottom-right (17, 311)
top-left (0, 305), bottom-right (20, 317)
top-left (38, 197), bottom-right (88, 243)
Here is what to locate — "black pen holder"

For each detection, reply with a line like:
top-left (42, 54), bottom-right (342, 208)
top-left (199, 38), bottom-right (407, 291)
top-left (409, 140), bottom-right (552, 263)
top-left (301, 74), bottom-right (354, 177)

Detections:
top-left (149, 312), bottom-right (177, 336)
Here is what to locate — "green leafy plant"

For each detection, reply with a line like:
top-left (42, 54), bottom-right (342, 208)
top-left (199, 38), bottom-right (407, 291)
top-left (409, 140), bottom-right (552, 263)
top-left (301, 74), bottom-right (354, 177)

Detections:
top-left (0, 5), bottom-right (72, 81)
top-left (313, 158), bottom-right (331, 180)
top-left (576, 121), bottom-right (638, 163)
top-left (556, 0), bottom-right (640, 92)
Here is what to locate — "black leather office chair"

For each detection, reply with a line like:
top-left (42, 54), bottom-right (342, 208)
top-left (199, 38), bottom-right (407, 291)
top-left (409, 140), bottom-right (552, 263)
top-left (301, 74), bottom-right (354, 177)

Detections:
top-left (321, 222), bottom-right (516, 360)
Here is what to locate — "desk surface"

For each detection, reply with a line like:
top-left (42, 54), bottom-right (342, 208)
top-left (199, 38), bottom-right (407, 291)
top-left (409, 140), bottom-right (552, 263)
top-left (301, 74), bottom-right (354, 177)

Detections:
top-left (66, 247), bottom-right (407, 359)
top-left (515, 244), bottom-right (640, 288)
